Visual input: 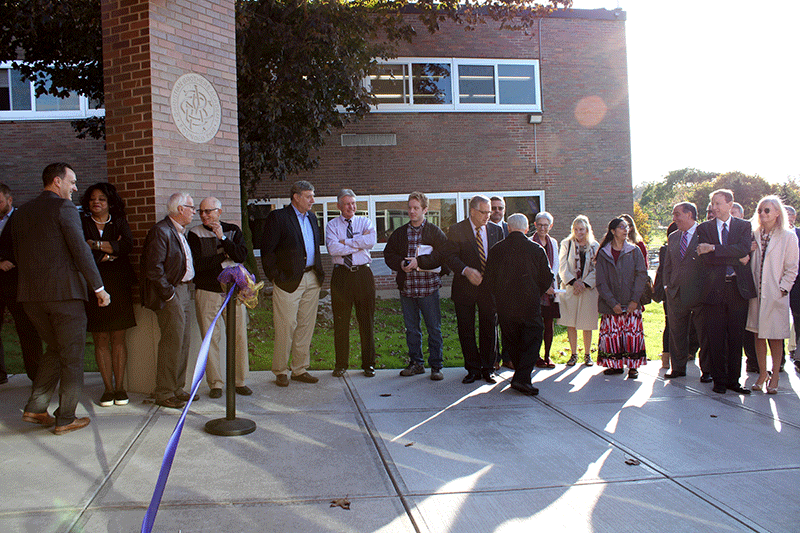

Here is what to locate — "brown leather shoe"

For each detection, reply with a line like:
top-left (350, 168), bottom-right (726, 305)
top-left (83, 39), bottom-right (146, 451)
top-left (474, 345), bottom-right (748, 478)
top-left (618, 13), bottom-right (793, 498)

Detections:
top-left (276, 374), bottom-right (289, 387)
top-left (290, 372), bottom-right (319, 384)
top-left (157, 396), bottom-right (186, 409)
top-left (23, 411), bottom-right (55, 427)
top-left (54, 417), bottom-right (90, 435)
top-left (175, 390), bottom-right (198, 402)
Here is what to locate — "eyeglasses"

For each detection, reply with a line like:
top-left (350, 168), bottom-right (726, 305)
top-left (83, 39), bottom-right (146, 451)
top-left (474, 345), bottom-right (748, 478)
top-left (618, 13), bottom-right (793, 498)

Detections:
top-left (198, 208), bottom-right (220, 216)
top-left (476, 210), bottom-right (491, 215)
top-left (491, 206), bottom-right (504, 211)
top-left (181, 205), bottom-right (196, 213)
top-left (758, 207), bottom-right (771, 214)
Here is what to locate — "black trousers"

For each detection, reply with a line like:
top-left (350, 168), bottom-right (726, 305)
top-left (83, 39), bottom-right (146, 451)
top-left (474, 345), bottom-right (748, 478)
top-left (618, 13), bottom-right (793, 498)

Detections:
top-left (331, 265), bottom-right (376, 370)
top-left (455, 297), bottom-right (497, 373)
top-left (23, 300), bottom-right (87, 427)
top-left (702, 281), bottom-right (748, 388)
top-left (498, 313), bottom-right (543, 386)
top-left (667, 300), bottom-right (705, 374)
top-left (0, 295), bottom-right (42, 381)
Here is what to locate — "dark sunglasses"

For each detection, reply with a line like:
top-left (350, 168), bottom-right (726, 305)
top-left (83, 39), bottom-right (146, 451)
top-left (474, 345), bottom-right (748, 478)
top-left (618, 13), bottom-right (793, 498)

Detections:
top-left (491, 206), bottom-right (504, 211)
top-left (758, 207), bottom-right (771, 214)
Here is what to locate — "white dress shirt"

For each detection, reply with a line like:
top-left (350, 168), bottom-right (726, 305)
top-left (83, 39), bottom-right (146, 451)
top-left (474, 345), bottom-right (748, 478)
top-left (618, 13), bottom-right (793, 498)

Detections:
top-left (325, 215), bottom-right (376, 266)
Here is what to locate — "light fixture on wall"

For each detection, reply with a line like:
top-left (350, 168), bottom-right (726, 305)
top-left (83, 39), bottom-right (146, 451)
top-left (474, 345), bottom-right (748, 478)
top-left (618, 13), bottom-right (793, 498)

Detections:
top-left (529, 113), bottom-right (543, 124)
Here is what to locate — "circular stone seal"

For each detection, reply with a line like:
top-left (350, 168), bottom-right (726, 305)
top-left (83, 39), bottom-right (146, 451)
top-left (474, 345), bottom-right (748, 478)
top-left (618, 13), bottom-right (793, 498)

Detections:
top-left (170, 73), bottom-right (222, 144)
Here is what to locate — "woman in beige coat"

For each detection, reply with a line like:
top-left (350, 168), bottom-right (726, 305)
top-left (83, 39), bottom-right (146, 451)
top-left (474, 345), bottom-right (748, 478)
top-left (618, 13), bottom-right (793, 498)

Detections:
top-left (558, 215), bottom-right (600, 366)
top-left (747, 195), bottom-right (799, 394)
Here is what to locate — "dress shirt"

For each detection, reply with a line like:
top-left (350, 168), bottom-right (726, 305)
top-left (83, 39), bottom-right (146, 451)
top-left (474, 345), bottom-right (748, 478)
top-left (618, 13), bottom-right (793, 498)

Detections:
top-left (0, 206), bottom-right (12, 235)
top-left (170, 216), bottom-right (195, 282)
top-left (683, 222), bottom-right (698, 243)
top-left (715, 215), bottom-right (732, 245)
top-left (293, 204), bottom-right (317, 269)
top-left (326, 215), bottom-right (376, 266)
top-left (462, 219), bottom-right (488, 276)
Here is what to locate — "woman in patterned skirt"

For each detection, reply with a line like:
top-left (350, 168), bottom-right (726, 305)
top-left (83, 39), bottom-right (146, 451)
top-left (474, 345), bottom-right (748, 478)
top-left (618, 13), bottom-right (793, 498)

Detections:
top-left (595, 217), bottom-right (649, 378)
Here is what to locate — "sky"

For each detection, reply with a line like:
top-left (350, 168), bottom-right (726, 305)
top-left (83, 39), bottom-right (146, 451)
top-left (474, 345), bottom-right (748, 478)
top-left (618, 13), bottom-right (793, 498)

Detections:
top-left (569, 0), bottom-right (800, 186)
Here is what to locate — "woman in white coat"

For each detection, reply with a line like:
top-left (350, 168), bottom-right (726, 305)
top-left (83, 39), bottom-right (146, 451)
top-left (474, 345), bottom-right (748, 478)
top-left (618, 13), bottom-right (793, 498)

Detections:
top-left (531, 211), bottom-right (560, 368)
top-left (747, 195), bottom-right (799, 394)
top-left (558, 215), bottom-right (600, 366)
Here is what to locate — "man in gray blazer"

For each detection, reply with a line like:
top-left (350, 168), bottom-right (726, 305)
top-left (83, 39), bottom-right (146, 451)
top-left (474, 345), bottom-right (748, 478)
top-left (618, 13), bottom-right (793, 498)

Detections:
top-left (662, 202), bottom-right (707, 380)
top-left (142, 192), bottom-right (196, 409)
top-left (13, 163), bottom-right (110, 435)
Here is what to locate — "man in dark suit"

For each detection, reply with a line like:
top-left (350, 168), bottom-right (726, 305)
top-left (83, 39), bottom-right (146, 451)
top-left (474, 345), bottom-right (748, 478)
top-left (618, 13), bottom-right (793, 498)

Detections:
top-left (445, 194), bottom-right (504, 384)
top-left (260, 180), bottom-right (325, 387)
top-left (696, 189), bottom-right (756, 394)
top-left (142, 192), bottom-right (196, 409)
top-left (0, 183), bottom-right (42, 384)
top-left (662, 202), bottom-right (708, 381)
top-left (484, 213), bottom-right (553, 395)
top-left (13, 163), bottom-right (110, 434)
top-left (489, 196), bottom-right (509, 238)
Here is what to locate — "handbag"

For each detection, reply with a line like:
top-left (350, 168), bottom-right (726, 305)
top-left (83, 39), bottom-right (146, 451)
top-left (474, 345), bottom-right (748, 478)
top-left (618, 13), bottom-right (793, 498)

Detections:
top-left (640, 275), bottom-right (654, 306)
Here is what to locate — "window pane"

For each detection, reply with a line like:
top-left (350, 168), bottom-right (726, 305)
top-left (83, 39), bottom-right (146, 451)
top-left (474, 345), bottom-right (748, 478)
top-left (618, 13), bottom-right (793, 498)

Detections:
top-left (375, 201), bottom-right (409, 243)
top-left (504, 196), bottom-right (542, 227)
top-left (426, 198), bottom-right (457, 231)
top-left (412, 63), bottom-right (452, 105)
top-left (498, 64), bottom-right (537, 105)
top-left (310, 203), bottom-right (325, 245)
top-left (10, 69), bottom-right (32, 111)
top-left (458, 65), bottom-right (495, 104)
top-left (371, 64), bottom-right (408, 104)
top-left (0, 69), bottom-right (9, 111)
top-left (35, 91), bottom-right (80, 111)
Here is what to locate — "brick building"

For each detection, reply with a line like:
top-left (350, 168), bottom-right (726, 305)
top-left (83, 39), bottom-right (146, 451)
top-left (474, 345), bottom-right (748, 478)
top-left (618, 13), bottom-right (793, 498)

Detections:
top-left (2, 7), bottom-right (632, 291)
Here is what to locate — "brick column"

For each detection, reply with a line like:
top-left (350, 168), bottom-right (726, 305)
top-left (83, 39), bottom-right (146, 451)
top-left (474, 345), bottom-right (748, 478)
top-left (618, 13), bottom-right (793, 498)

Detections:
top-left (101, 0), bottom-right (240, 394)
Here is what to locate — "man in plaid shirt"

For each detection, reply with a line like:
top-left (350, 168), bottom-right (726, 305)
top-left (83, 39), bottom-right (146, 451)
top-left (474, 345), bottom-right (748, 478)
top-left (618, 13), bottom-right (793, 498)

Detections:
top-left (385, 192), bottom-right (449, 380)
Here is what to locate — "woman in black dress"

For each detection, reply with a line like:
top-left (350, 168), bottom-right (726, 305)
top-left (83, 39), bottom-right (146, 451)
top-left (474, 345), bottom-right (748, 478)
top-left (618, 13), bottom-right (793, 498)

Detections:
top-left (81, 183), bottom-right (137, 407)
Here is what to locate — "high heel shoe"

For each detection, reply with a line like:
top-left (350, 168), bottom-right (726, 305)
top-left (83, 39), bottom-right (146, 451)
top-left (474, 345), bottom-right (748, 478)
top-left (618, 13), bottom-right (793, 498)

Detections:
top-left (751, 381), bottom-right (764, 392)
top-left (767, 375), bottom-right (778, 395)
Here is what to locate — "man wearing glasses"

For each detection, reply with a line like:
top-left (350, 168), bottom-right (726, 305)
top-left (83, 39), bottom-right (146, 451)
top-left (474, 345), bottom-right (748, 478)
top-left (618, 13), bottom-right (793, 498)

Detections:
top-left (188, 196), bottom-right (251, 398)
top-left (445, 195), bottom-right (503, 384)
top-left (142, 192), bottom-right (196, 409)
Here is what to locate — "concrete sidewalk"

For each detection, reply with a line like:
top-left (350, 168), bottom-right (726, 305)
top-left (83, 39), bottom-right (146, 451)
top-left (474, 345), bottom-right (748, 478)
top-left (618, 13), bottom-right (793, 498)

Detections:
top-left (1, 360), bottom-right (799, 533)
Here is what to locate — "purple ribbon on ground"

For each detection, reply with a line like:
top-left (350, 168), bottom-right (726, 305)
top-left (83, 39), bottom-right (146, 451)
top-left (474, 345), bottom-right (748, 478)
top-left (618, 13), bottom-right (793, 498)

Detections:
top-left (141, 265), bottom-right (261, 532)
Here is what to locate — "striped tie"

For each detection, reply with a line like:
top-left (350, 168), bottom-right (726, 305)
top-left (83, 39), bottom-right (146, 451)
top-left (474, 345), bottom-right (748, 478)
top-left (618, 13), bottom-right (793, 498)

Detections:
top-left (344, 219), bottom-right (353, 268)
top-left (680, 231), bottom-right (689, 259)
top-left (476, 227), bottom-right (486, 272)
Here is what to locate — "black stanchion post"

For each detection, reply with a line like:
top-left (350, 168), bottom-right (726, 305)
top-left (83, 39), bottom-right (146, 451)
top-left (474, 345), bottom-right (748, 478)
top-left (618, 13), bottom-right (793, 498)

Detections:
top-left (205, 286), bottom-right (256, 436)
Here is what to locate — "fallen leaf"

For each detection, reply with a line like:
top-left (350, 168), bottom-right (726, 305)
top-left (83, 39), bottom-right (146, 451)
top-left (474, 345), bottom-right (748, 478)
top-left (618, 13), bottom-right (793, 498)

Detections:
top-left (710, 414), bottom-right (718, 418)
top-left (405, 442), bottom-right (414, 447)
top-left (624, 458), bottom-right (640, 466)
top-left (380, 393), bottom-right (392, 397)
top-left (330, 498), bottom-right (350, 510)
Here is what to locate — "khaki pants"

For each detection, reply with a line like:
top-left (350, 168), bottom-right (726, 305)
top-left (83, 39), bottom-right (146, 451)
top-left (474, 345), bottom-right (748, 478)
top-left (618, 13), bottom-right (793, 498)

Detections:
top-left (195, 289), bottom-right (249, 389)
top-left (272, 271), bottom-right (320, 376)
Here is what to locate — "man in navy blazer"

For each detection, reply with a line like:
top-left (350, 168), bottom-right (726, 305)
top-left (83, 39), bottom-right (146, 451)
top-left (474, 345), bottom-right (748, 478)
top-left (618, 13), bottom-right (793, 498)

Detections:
top-left (261, 180), bottom-right (325, 387)
top-left (696, 189), bottom-right (756, 394)
top-left (445, 195), bottom-right (504, 384)
top-left (14, 163), bottom-right (110, 434)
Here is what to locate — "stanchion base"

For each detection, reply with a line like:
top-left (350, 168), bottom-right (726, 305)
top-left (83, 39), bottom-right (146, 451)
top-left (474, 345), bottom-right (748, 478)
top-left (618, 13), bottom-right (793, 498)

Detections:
top-left (205, 417), bottom-right (257, 436)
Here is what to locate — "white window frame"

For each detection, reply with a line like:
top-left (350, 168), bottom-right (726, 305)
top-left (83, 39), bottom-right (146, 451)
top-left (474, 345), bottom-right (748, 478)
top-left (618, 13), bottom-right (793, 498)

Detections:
top-left (249, 189), bottom-right (545, 256)
top-left (0, 61), bottom-right (105, 120)
top-left (367, 58), bottom-right (542, 113)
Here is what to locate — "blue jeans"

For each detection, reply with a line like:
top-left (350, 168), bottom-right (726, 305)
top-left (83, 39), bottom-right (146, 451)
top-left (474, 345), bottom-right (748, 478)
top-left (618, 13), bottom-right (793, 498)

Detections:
top-left (401, 291), bottom-right (443, 369)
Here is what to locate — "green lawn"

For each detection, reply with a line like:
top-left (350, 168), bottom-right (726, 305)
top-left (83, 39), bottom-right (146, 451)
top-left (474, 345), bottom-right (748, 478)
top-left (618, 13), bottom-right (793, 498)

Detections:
top-left (1, 298), bottom-right (667, 373)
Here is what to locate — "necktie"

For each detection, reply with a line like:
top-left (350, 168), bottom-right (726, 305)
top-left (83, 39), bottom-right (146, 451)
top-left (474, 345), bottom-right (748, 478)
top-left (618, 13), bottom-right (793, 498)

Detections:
top-left (680, 231), bottom-right (689, 259)
top-left (476, 227), bottom-right (486, 272)
top-left (344, 219), bottom-right (353, 268)
top-left (722, 222), bottom-right (734, 276)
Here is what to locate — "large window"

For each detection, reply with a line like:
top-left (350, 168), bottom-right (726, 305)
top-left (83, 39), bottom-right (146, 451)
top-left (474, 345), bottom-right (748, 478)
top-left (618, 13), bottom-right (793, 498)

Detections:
top-left (0, 63), bottom-right (104, 120)
top-left (249, 190), bottom-right (544, 255)
top-left (367, 58), bottom-right (541, 113)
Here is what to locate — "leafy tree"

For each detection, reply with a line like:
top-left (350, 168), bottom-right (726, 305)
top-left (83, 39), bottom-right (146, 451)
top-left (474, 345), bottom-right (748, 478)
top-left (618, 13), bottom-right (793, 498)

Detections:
top-left (772, 178), bottom-right (800, 213)
top-left (688, 171), bottom-right (773, 218)
top-left (632, 202), bottom-right (650, 245)
top-left (637, 168), bottom-right (716, 227)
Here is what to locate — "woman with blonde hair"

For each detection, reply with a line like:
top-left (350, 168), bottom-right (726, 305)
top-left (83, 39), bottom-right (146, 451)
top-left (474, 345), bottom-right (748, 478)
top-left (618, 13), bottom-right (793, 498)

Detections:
top-left (747, 195), bottom-right (798, 394)
top-left (558, 215), bottom-right (600, 365)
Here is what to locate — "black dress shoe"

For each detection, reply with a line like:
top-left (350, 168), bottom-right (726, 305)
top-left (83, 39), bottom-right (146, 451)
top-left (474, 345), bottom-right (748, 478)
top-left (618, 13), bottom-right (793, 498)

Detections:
top-left (332, 368), bottom-right (346, 377)
top-left (235, 386), bottom-right (253, 396)
top-left (462, 372), bottom-right (479, 384)
top-left (482, 369), bottom-right (496, 384)
top-left (209, 388), bottom-right (223, 399)
top-left (712, 385), bottom-right (726, 394)
top-left (291, 372), bottom-right (319, 383)
top-left (700, 373), bottom-right (713, 383)
top-left (276, 374), bottom-right (289, 387)
top-left (664, 371), bottom-right (686, 378)
top-left (728, 384), bottom-right (751, 395)
top-left (176, 390), bottom-right (198, 402)
top-left (363, 367), bottom-right (375, 377)
top-left (510, 382), bottom-right (539, 396)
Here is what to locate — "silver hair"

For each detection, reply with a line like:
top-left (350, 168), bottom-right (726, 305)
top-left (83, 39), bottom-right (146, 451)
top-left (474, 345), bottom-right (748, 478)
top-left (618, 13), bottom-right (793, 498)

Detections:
top-left (468, 194), bottom-right (491, 210)
top-left (167, 192), bottom-right (191, 215)
top-left (534, 211), bottom-right (554, 225)
top-left (507, 213), bottom-right (529, 232)
top-left (338, 189), bottom-right (356, 202)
